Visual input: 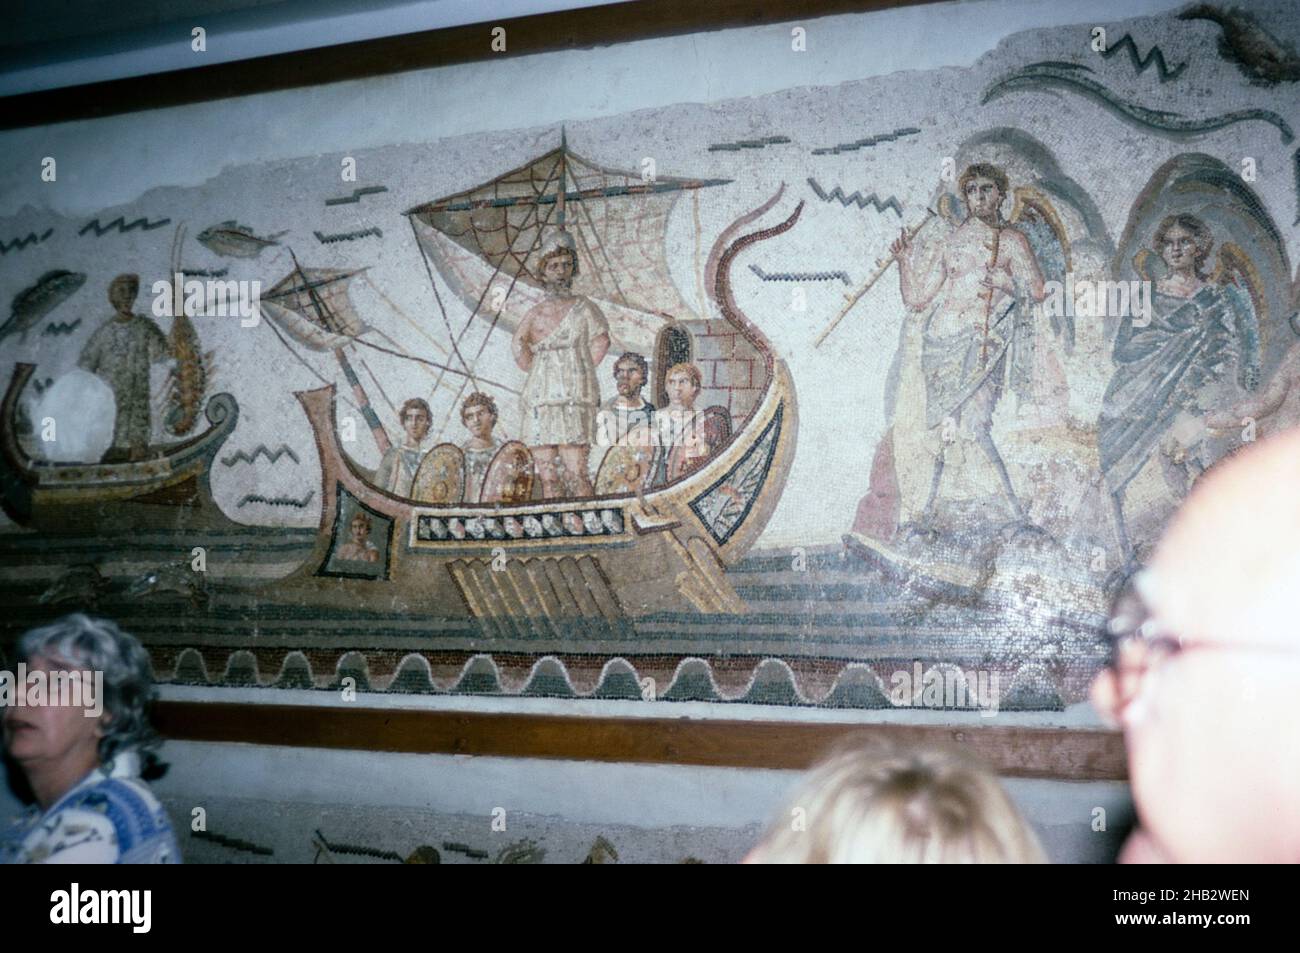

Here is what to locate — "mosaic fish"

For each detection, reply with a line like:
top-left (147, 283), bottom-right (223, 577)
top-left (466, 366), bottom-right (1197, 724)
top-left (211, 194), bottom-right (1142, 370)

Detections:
top-left (582, 836), bottom-right (619, 864)
top-left (38, 563), bottom-right (110, 609)
top-left (1180, 4), bottom-right (1300, 86)
top-left (196, 220), bottom-right (287, 258)
top-left (1, 269), bottom-right (85, 344)
top-left (127, 562), bottom-right (209, 609)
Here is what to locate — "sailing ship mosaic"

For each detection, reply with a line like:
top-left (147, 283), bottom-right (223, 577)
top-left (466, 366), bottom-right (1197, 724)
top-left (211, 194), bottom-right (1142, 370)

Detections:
top-left (2, 3), bottom-right (1299, 710)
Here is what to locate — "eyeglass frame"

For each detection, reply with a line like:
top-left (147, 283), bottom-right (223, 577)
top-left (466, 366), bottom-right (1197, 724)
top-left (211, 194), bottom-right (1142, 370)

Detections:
top-left (1102, 571), bottom-right (1293, 719)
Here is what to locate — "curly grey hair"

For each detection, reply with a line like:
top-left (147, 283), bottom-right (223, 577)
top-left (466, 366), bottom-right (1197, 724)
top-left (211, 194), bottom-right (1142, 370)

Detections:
top-left (18, 614), bottom-right (159, 764)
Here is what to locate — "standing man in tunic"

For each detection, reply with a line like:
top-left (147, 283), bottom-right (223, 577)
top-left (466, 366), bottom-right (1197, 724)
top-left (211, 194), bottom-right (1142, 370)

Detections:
top-left (77, 274), bottom-right (171, 463)
top-left (512, 231), bottom-right (611, 498)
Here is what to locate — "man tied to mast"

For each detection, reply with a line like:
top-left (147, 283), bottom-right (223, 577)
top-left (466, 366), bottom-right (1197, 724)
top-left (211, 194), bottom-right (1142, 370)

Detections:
top-left (512, 230), bottom-right (611, 501)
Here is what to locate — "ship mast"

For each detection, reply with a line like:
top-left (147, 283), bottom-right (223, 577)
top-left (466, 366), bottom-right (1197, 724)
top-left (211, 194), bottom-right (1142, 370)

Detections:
top-left (289, 248), bottom-right (392, 454)
top-left (557, 126), bottom-right (567, 231)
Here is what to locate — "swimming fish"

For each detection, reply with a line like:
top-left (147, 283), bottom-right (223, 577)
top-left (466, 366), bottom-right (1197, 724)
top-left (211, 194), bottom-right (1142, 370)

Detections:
top-left (196, 220), bottom-right (288, 258)
top-left (39, 563), bottom-right (111, 609)
top-left (1, 269), bottom-right (86, 344)
top-left (1180, 4), bottom-right (1300, 86)
top-left (127, 561), bottom-right (210, 609)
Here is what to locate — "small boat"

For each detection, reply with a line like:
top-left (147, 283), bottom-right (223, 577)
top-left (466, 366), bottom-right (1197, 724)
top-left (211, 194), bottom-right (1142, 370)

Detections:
top-left (0, 362), bottom-right (240, 533)
top-left (267, 137), bottom-right (802, 632)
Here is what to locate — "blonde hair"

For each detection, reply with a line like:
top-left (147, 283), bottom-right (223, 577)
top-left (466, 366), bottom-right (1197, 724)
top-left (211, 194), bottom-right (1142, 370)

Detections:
top-left (749, 741), bottom-right (1046, 864)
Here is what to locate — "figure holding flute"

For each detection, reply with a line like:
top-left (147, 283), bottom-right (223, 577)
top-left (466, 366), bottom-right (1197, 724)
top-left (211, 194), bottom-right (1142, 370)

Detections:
top-left (851, 163), bottom-right (1055, 542)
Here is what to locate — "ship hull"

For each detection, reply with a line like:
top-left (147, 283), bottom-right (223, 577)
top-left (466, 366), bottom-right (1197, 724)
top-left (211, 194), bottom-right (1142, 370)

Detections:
top-left (0, 363), bottom-right (241, 533)
top-left (274, 359), bottom-right (797, 629)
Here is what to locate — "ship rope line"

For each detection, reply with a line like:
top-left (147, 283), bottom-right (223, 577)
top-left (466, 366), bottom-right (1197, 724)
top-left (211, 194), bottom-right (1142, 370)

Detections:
top-left (358, 355), bottom-right (397, 416)
top-left (407, 150), bottom-right (564, 408)
top-left (433, 189), bottom-right (562, 440)
top-left (414, 152), bottom-right (564, 441)
top-left (263, 313), bottom-right (362, 416)
top-left (288, 248), bottom-right (393, 453)
top-left (359, 274), bottom-right (451, 358)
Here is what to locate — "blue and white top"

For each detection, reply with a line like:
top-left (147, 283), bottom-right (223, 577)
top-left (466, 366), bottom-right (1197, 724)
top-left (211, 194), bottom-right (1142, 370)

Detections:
top-left (1, 750), bottom-right (179, 864)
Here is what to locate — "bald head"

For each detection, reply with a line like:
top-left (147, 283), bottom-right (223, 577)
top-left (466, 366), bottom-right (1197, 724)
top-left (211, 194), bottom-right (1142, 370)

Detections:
top-left (1142, 427), bottom-right (1300, 648)
top-left (1095, 427), bottom-right (1300, 863)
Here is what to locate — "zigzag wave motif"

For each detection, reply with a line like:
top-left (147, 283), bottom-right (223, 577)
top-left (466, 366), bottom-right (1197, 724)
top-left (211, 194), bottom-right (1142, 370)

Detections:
top-left (807, 178), bottom-right (903, 216)
top-left (324, 185), bottom-right (390, 206)
top-left (314, 226), bottom-right (382, 243)
top-left (41, 319), bottom-right (82, 336)
top-left (153, 647), bottom-right (1076, 710)
top-left (236, 490), bottom-right (315, 508)
top-left (78, 215), bottom-right (171, 237)
top-left (191, 829), bottom-right (274, 856)
top-left (0, 228), bottom-right (53, 255)
top-left (749, 264), bottom-right (850, 285)
top-left (221, 443), bottom-right (301, 467)
top-left (315, 830), bottom-right (402, 862)
top-left (1100, 33), bottom-right (1186, 82)
top-left (983, 62), bottom-right (1294, 144)
top-left (811, 127), bottom-right (920, 155)
top-left (1294, 148), bottom-right (1299, 226)
top-left (707, 135), bottom-right (791, 152)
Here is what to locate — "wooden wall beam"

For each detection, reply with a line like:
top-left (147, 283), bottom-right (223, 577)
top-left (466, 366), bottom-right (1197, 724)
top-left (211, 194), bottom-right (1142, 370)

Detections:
top-left (153, 701), bottom-right (1127, 781)
top-left (0, 0), bottom-right (943, 130)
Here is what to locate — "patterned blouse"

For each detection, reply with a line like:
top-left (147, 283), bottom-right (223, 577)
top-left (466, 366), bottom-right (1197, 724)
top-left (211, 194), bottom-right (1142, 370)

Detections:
top-left (1, 750), bottom-right (179, 864)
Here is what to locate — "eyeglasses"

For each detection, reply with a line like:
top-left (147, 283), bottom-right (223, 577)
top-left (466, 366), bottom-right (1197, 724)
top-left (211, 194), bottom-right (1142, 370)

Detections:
top-left (1103, 572), bottom-right (1293, 722)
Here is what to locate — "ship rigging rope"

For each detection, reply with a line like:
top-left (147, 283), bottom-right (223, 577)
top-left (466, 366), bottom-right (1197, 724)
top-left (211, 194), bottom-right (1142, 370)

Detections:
top-left (575, 195), bottom-right (631, 307)
top-left (263, 314), bottom-right (362, 415)
top-left (347, 335), bottom-right (521, 394)
top-left (410, 214), bottom-right (479, 390)
top-left (434, 190), bottom-right (560, 440)
top-left (360, 276), bottom-right (451, 358)
top-left (430, 151), bottom-right (563, 367)
top-left (423, 151), bottom-right (565, 439)
top-left (407, 154), bottom-right (565, 396)
top-left (358, 357), bottom-right (397, 415)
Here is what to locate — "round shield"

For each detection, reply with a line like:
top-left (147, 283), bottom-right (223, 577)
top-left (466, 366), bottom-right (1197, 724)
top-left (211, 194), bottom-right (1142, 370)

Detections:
top-left (594, 424), bottom-right (656, 494)
top-left (666, 407), bottom-right (731, 483)
top-left (700, 405), bottom-right (732, 449)
top-left (480, 441), bottom-right (535, 504)
top-left (411, 443), bottom-right (465, 504)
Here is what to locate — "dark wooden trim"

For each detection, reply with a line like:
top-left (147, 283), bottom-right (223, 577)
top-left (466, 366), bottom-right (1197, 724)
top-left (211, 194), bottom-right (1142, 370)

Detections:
top-left (0, 0), bottom-right (944, 130)
top-left (153, 701), bottom-right (1127, 780)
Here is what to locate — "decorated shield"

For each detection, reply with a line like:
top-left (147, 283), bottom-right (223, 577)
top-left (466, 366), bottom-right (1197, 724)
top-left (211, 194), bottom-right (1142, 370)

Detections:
top-left (411, 443), bottom-right (465, 504)
top-left (666, 407), bottom-right (731, 483)
top-left (594, 424), bottom-right (656, 494)
top-left (480, 441), bottom-right (535, 504)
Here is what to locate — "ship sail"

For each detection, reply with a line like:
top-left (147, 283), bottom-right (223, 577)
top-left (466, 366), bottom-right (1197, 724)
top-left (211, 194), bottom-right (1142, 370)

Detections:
top-left (260, 266), bottom-right (368, 350)
top-left (406, 142), bottom-right (731, 353)
top-left (262, 255), bottom-right (392, 453)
